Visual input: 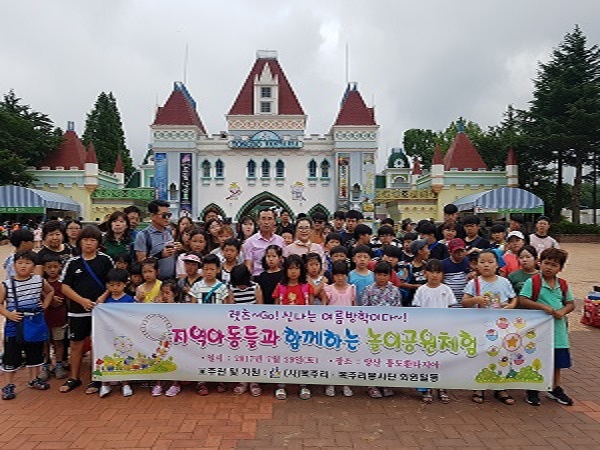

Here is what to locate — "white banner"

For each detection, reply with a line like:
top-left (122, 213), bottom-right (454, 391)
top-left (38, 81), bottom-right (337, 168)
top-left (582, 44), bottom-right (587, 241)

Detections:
top-left (92, 304), bottom-right (554, 390)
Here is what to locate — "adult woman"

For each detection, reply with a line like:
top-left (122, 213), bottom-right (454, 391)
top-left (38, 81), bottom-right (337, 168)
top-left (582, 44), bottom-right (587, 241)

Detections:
top-left (36, 220), bottom-right (73, 274)
top-left (236, 216), bottom-right (257, 243)
top-left (64, 220), bottom-right (83, 254)
top-left (282, 217), bottom-right (325, 263)
top-left (204, 218), bottom-right (223, 253)
top-left (102, 211), bottom-right (133, 260)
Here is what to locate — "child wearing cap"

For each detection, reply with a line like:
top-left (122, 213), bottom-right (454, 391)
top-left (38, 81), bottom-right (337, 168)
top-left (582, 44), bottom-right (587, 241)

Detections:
top-left (441, 238), bottom-right (470, 305)
top-left (177, 252), bottom-right (203, 303)
top-left (500, 231), bottom-right (525, 277)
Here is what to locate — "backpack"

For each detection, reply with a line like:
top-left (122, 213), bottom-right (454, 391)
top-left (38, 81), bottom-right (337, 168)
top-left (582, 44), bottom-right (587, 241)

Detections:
top-left (530, 273), bottom-right (569, 305)
top-left (278, 283), bottom-right (310, 305)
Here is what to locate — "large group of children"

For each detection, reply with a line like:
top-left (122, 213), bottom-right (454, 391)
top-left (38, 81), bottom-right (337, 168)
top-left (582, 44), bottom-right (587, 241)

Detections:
top-left (0, 204), bottom-right (575, 408)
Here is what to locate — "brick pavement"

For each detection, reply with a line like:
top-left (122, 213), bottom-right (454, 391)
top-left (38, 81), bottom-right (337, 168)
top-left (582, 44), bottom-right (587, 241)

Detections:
top-left (1, 243), bottom-right (599, 449)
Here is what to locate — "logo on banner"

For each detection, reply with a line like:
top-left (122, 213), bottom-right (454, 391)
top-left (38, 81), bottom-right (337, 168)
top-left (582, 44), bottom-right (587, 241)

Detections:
top-left (228, 130), bottom-right (303, 149)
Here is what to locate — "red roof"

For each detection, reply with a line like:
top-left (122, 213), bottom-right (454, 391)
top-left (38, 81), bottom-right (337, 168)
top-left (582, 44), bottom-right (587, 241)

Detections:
top-left (443, 132), bottom-right (487, 170)
top-left (85, 143), bottom-right (97, 164)
top-left (505, 147), bottom-right (517, 165)
top-left (411, 157), bottom-right (421, 175)
top-left (114, 154), bottom-right (124, 174)
top-left (153, 88), bottom-right (206, 132)
top-left (228, 57), bottom-right (304, 115)
top-left (432, 144), bottom-right (443, 165)
top-left (41, 130), bottom-right (87, 169)
top-left (334, 87), bottom-right (377, 126)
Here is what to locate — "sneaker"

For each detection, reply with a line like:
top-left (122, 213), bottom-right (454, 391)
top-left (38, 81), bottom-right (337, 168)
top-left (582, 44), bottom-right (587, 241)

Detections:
top-left (324, 385), bottom-right (335, 397)
top-left (342, 385), bottom-right (354, 397)
top-left (99, 385), bottom-right (112, 398)
top-left (299, 387), bottom-right (311, 400)
top-left (151, 384), bottom-right (163, 397)
top-left (165, 385), bottom-right (180, 397)
top-left (547, 386), bottom-right (573, 406)
top-left (122, 385), bottom-right (133, 397)
top-left (54, 362), bottom-right (68, 380)
top-left (525, 390), bottom-right (541, 406)
top-left (381, 387), bottom-right (395, 397)
top-left (39, 364), bottom-right (52, 382)
top-left (2, 384), bottom-right (16, 400)
top-left (368, 387), bottom-right (382, 399)
top-left (28, 378), bottom-right (50, 390)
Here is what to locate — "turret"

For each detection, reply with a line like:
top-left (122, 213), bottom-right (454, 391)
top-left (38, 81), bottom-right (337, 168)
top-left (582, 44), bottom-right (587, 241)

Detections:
top-left (84, 142), bottom-right (99, 192)
top-left (431, 145), bottom-right (444, 193)
top-left (114, 154), bottom-right (125, 188)
top-left (411, 156), bottom-right (421, 188)
top-left (505, 148), bottom-right (519, 187)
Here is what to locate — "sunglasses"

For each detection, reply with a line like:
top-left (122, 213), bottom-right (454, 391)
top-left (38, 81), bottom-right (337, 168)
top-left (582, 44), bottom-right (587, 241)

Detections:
top-left (158, 212), bottom-right (172, 219)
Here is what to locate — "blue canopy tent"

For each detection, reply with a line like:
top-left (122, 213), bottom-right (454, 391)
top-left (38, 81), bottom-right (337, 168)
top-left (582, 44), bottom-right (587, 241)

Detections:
top-left (451, 187), bottom-right (544, 214)
top-left (0, 185), bottom-right (81, 216)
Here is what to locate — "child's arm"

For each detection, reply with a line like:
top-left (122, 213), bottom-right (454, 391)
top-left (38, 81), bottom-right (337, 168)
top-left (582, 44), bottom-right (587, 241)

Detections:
top-left (41, 280), bottom-right (54, 309)
top-left (0, 283), bottom-right (22, 322)
top-left (319, 287), bottom-right (328, 306)
top-left (135, 285), bottom-right (145, 302)
top-left (96, 290), bottom-right (110, 304)
top-left (552, 298), bottom-right (575, 319)
top-left (462, 293), bottom-right (487, 308)
top-left (503, 297), bottom-right (518, 309)
top-left (224, 288), bottom-right (233, 304)
top-left (254, 285), bottom-right (264, 304)
top-left (518, 295), bottom-right (554, 314)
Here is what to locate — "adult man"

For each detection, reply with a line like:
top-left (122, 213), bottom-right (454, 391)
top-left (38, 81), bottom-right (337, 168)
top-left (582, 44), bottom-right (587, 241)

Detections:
top-left (436, 204), bottom-right (466, 240)
top-left (134, 200), bottom-right (180, 280)
top-left (332, 211), bottom-right (346, 234)
top-left (341, 210), bottom-right (363, 247)
top-left (276, 210), bottom-right (294, 235)
top-left (243, 208), bottom-right (285, 277)
top-left (124, 205), bottom-right (142, 240)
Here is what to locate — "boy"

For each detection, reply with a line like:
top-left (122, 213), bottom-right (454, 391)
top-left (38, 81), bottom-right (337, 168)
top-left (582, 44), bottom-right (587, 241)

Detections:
top-left (1, 250), bottom-right (54, 400)
top-left (126, 262), bottom-right (143, 297)
top-left (3, 229), bottom-right (34, 280)
top-left (418, 222), bottom-right (449, 261)
top-left (353, 224), bottom-right (373, 248)
top-left (59, 226), bottom-right (113, 394)
top-left (489, 224), bottom-right (507, 251)
top-left (372, 225), bottom-right (399, 259)
top-left (441, 238), bottom-right (470, 305)
top-left (518, 248), bottom-right (575, 406)
top-left (399, 232), bottom-right (417, 263)
top-left (177, 253), bottom-right (203, 303)
top-left (348, 245), bottom-right (374, 306)
top-left (369, 245), bottom-right (402, 287)
top-left (40, 254), bottom-right (68, 381)
top-left (325, 245), bottom-right (349, 283)
top-left (341, 210), bottom-right (363, 247)
top-left (399, 239), bottom-right (430, 306)
top-left (219, 238), bottom-right (242, 284)
top-left (462, 215), bottom-right (490, 253)
top-left (189, 254), bottom-right (230, 304)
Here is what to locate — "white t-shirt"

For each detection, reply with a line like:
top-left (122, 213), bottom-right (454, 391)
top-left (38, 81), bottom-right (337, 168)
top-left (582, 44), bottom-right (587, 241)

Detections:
top-left (413, 284), bottom-right (455, 308)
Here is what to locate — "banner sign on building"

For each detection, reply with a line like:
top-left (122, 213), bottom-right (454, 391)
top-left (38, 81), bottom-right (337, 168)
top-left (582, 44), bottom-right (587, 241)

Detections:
top-left (362, 152), bottom-right (376, 202)
top-left (228, 130), bottom-right (303, 149)
top-left (179, 153), bottom-right (192, 215)
top-left (154, 152), bottom-right (168, 201)
top-left (337, 153), bottom-right (350, 201)
top-left (92, 305), bottom-right (553, 390)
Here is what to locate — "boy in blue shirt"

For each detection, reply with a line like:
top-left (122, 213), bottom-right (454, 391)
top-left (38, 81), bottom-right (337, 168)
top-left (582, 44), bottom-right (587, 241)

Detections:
top-left (518, 248), bottom-right (574, 406)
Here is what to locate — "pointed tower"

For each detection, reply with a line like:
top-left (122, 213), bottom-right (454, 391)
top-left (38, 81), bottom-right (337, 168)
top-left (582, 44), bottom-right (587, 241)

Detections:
top-left (84, 142), bottom-right (99, 192)
top-left (431, 145), bottom-right (445, 193)
top-left (331, 82), bottom-right (379, 212)
top-left (114, 154), bottom-right (125, 188)
top-left (411, 156), bottom-right (421, 188)
top-left (41, 122), bottom-right (87, 169)
top-left (443, 122), bottom-right (487, 171)
top-left (505, 148), bottom-right (519, 187)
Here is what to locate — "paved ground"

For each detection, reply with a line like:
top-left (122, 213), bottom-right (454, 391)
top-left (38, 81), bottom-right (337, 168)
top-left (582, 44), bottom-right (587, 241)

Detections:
top-left (0, 243), bottom-right (599, 449)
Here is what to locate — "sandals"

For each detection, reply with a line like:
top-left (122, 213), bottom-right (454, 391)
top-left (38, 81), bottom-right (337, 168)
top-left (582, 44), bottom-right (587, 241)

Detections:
top-left (275, 387), bottom-right (287, 400)
top-left (28, 377), bottom-right (50, 390)
top-left (196, 382), bottom-right (209, 396)
top-left (421, 389), bottom-right (434, 403)
top-left (438, 389), bottom-right (450, 404)
top-left (85, 381), bottom-right (101, 395)
top-left (165, 385), bottom-right (181, 397)
top-left (59, 378), bottom-right (82, 393)
top-left (494, 390), bottom-right (515, 405)
top-left (249, 383), bottom-right (262, 397)
top-left (216, 382), bottom-right (227, 393)
top-left (233, 383), bottom-right (248, 395)
top-left (368, 387), bottom-right (383, 399)
top-left (471, 390), bottom-right (485, 404)
top-left (299, 387), bottom-right (311, 400)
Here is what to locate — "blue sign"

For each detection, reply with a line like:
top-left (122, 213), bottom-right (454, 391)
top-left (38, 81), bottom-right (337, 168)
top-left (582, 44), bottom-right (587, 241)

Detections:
top-left (228, 130), bottom-right (303, 149)
top-left (155, 153), bottom-right (168, 201)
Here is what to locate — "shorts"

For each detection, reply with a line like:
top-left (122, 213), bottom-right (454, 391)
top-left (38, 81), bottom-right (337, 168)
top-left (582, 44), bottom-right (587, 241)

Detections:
top-left (555, 348), bottom-right (572, 369)
top-left (68, 315), bottom-right (92, 341)
top-left (51, 325), bottom-right (68, 341)
top-left (2, 337), bottom-right (45, 371)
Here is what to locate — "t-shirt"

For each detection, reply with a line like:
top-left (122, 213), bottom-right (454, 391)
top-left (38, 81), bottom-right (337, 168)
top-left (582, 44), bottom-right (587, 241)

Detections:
top-left (428, 241), bottom-right (449, 260)
top-left (413, 284), bottom-right (455, 308)
top-left (360, 282), bottom-right (402, 307)
top-left (45, 279), bottom-right (67, 328)
top-left (61, 253), bottom-right (114, 314)
top-left (272, 283), bottom-right (313, 305)
top-left (242, 232), bottom-right (286, 277)
top-left (519, 276), bottom-right (573, 348)
top-left (348, 270), bottom-right (375, 306)
top-left (529, 234), bottom-right (560, 254)
top-left (2, 275), bottom-right (44, 337)
top-left (441, 257), bottom-right (470, 303)
top-left (255, 270), bottom-right (283, 305)
top-left (177, 276), bottom-right (202, 303)
top-left (105, 294), bottom-right (136, 304)
top-left (464, 236), bottom-right (491, 252)
top-left (231, 284), bottom-right (259, 304)
top-left (323, 283), bottom-right (355, 306)
top-left (3, 254), bottom-right (16, 280)
top-left (134, 225), bottom-right (176, 279)
top-left (464, 276), bottom-right (516, 309)
top-left (501, 252), bottom-right (520, 276)
top-left (37, 246), bottom-right (73, 266)
top-left (508, 270), bottom-right (537, 295)
top-left (189, 279), bottom-right (229, 304)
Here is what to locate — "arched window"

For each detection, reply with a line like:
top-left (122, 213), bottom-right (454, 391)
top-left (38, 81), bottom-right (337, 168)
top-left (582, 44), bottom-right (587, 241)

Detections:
top-left (320, 159), bottom-right (330, 178)
top-left (275, 159), bottom-right (285, 178)
top-left (261, 159), bottom-right (270, 178)
top-left (202, 160), bottom-right (211, 178)
top-left (308, 159), bottom-right (317, 178)
top-left (215, 159), bottom-right (224, 178)
top-left (247, 160), bottom-right (256, 178)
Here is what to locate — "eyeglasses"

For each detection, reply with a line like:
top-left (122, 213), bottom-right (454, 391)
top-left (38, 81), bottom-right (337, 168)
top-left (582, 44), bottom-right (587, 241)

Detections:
top-left (157, 212), bottom-right (172, 219)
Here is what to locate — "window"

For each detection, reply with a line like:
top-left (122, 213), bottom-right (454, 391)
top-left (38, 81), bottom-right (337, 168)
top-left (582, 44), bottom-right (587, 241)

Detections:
top-left (169, 183), bottom-right (177, 201)
top-left (275, 160), bottom-right (285, 178)
top-left (320, 159), bottom-right (330, 178)
top-left (261, 159), bottom-right (270, 178)
top-left (247, 160), bottom-right (256, 178)
top-left (308, 159), bottom-right (317, 178)
top-left (215, 159), bottom-right (224, 178)
top-left (202, 160), bottom-right (211, 178)
top-left (261, 87), bottom-right (272, 98)
top-left (260, 102), bottom-right (272, 113)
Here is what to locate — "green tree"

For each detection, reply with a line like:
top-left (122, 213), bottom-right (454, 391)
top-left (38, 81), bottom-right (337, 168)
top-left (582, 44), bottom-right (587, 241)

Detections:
top-left (0, 91), bottom-right (62, 186)
top-left (83, 92), bottom-right (134, 177)
top-left (402, 128), bottom-right (438, 170)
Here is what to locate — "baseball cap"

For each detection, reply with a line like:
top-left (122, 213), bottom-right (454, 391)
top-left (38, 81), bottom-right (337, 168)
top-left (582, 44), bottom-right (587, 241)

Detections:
top-left (182, 253), bottom-right (202, 264)
top-left (447, 238), bottom-right (466, 253)
top-left (506, 230), bottom-right (525, 241)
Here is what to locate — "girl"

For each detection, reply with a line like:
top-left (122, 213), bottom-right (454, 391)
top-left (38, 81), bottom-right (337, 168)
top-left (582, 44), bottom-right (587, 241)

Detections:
top-left (102, 211), bottom-right (132, 260)
top-left (176, 227), bottom-right (207, 277)
top-left (113, 253), bottom-right (131, 272)
top-left (174, 216), bottom-right (194, 244)
top-left (255, 244), bottom-right (284, 305)
top-left (135, 258), bottom-right (162, 303)
top-left (126, 262), bottom-right (143, 296)
top-left (306, 252), bottom-right (326, 304)
top-left (463, 250), bottom-right (517, 405)
top-left (227, 264), bottom-right (263, 397)
top-left (273, 254), bottom-right (314, 400)
top-left (204, 218), bottom-right (223, 253)
top-left (508, 245), bottom-right (539, 294)
top-left (236, 216), bottom-right (257, 243)
top-left (322, 261), bottom-right (355, 397)
top-left (210, 226), bottom-right (236, 263)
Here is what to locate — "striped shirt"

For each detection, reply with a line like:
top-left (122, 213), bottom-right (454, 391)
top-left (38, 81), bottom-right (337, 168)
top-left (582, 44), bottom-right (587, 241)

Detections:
top-left (231, 284), bottom-right (259, 304)
top-left (2, 275), bottom-right (44, 337)
top-left (441, 258), bottom-right (470, 304)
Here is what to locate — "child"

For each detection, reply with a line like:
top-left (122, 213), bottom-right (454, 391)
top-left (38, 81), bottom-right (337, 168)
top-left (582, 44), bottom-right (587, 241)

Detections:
top-left (399, 232), bottom-right (417, 263)
top-left (176, 253), bottom-right (203, 303)
top-left (361, 261), bottom-right (402, 398)
top-left (96, 268), bottom-right (136, 397)
top-left (371, 225), bottom-right (399, 259)
top-left (353, 224), bottom-right (373, 248)
top-left (40, 254), bottom-right (68, 381)
top-left (462, 215), bottom-right (491, 253)
top-left (306, 252), bottom-right (326, 304)
top-left (210, 226), bottom-right (236, 262)
top-left (3, 229), bottom-right (34, 280)
top-left (441, 238), bottom-right (470, 305)
top-left (518, 248), bottom-right (574, 407)
top-left (500, 231), bottom-right (525, 277)
top-left (59, 226), bottom-right (113, 394)
top-left (176, 228), bottom-right (207, 277)
top-left (399, 240), bottom-right (430, 307)
top-left (418, 222), bottom-right (449, 261)
top-left (438, 222), bottom-right (457, 246)
top-left (273, 254), bottom-right (314, 400)
top-left (348, 245), bottom-right (375, 306)
top-left (463, 250), bottom-right (517, 405)
top-left (322, 260), bottom-right (355, 398)
top-left (370, 245), bottom-right (403, 287)
top-left (135, 258), bottom-right (163, 303)
top-left (1, 250), bottom-right (54, 400)
top-left (324, 245), bottom-right (349, 282)
top-left (126, 262), bottom-right (143, 297)
top-left (413, 259), bottom-right (454, 403)
top-left (508, 245), bottom-right (538, 294)
top-left (529, 216), bottom-right (560, 254)
top-left (255, 244), bottom-right (284, 305)
top-left (279, 228), bottom-right (294, 247)
top-left (113, 253), bottom-right (131, 272)
top-left (489, 224), bottom-right (507, 251)
top-left (323, 233), bottom-right (343, 272)
top-left (219, 238), bottom-right (242, 284)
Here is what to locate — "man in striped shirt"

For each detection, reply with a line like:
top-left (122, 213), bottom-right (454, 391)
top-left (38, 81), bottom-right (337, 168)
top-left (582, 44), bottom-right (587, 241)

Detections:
top-left (441, 238), bottom-right (471, 306)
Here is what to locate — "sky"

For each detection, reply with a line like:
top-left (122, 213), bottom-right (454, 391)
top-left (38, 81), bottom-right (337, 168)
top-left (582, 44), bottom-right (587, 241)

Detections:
top-left (1, 0), bottom-right (599, 170)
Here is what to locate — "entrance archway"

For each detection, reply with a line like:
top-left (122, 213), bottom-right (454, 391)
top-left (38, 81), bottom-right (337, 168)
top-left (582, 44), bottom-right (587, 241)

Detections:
top-left (235, 191), bottom-right (294, 221)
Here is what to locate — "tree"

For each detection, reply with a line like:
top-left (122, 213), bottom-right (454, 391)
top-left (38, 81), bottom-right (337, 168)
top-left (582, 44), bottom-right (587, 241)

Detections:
top-left (403, 128), bottom-right (438, 170)
top-left (83, 92), bottom-right (134, 177)
top-left (0, 91), bottom-right (62, 186)
top-left (523, 26), bottom-right (600, 223)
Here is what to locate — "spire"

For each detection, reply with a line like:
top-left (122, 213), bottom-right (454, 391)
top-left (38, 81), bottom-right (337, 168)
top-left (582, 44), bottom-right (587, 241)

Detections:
top-left (41, 126), bottom-right (87, 169)
top-left (505, 147), bottom-right (517, 165)
top-left (153, 82), bottom-right (206, 132)
top-left (411, 157), bottom-right (422, 175)
top-left (443, 131), bottom-right (487, 170)
top-left (114, 154), bottom-right (124, 173)
top-left (432, 144), bottom-right (443, 165)
top-left (333, 82), bottom-right (376, 126)
top-left (85, 143), bottom-right (98, 164)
